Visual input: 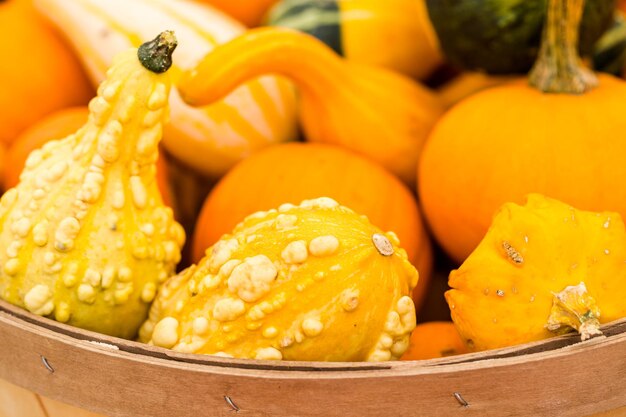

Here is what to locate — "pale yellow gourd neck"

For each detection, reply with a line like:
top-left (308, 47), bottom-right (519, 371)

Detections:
top-left (178, 27), bottom-right (348, 104)
top-left (528, 0), bottom-right (598, 94)
top-left (73, 32), bottom-right (177, 172)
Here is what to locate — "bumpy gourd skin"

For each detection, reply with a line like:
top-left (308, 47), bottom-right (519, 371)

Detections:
top-left (140, 197), bottom-right (417, 361)
top-left (447, 194), bottom-right (626, 351)
top-left (0, 36), bottom-right (185, 339)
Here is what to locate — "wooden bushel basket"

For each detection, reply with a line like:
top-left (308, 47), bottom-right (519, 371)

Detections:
top-left (0, 298), bottom-right (625, 417)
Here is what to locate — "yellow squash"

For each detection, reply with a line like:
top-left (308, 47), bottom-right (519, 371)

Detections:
top-left (179, 27), bottom-right (445, 186)
top-left (33, 0), bottom-right (297, 178)
top-left (140, 197), bottom-right (418, 361)
top-left (0, 32), bottom-right (185, 339)
top-left (268, 0), bottom-right (442, 80)
top-left (447, 194), bottom-right (626, 351)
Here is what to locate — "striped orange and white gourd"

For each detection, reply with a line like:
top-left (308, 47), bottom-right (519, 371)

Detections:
top-left (33, 0), bottom-right (298, 178)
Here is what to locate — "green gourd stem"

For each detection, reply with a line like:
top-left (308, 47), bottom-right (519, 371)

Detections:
top-left (179, 28), bottom-right (347, 106)
top-left (138, 31), bottom-right (178, 74)
top-left (529, 0), bottom-right (598, 94)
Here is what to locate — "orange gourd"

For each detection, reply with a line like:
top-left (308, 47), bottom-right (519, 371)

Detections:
top-left (419, 0), bottom-right (626, 263)
top-left (448, 194), bottom-right (626, 351)
top-left (141, 197), bottom-right (418, 361)
top-left (0, 0), bottom-right (93, 145)
top-left (191, 143), bottom-right (433, 308)
top-left (179, 27), bottom-right (445, 186)
top-left (198, 0), bottom-right (279, 27)
top-left (400, 321), bottom-right (468, 360)
top-left (4, 107), bottom-right (174, 209)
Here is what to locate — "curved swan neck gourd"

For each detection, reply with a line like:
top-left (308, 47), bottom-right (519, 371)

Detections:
top-left (529, 0), bottom-right (598, 93)
top-left (179, 26), bottom-right (445, 186)
top-left (180, 27), bottom-right (345, 104)
top-left (0, 32), bottom-right (185, 339)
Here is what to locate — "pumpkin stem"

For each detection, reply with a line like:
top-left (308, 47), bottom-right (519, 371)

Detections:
top-left (528, 0), bottom-right (598, 94)
top-left (138, 31), bottom-right (178, 74)
top-left (178, 27), bottom-right (347, 105)
top-left (545, 282), bottom-right (603, 341)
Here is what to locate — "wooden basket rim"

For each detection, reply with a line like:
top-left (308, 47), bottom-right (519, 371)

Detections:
top-left (1, 298), bottom-right (626, 417)
top-left (2, 297), bottom-right (625, 373)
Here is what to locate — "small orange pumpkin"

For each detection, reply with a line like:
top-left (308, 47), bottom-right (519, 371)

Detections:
top-left (192, 143), bottom-right (433, 308)
top-left (400, 321), bottom-right (468, 360)
top-left (4, 107), bottom-right (174, 208)
top-left (0, 0), bottom-right (93, 145)
top-left (419, 0), bottom-right (626, 263)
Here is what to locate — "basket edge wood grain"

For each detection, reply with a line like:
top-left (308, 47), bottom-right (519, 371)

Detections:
top-left (0, 299), bottom-right (625, 417)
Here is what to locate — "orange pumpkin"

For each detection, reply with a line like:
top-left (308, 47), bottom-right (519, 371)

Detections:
top-left (197, 0), bottom-right (279, 26)
top-left (192, 143), bottom-right (433, 308)
top-left (4, 107), bottom-right (174, 208)
top-left (419, 0), bottom-right (626, 263)
top-left (400, 321), bottom-right (468, 360)
top-left (0, 0), bottom-right (93, 145)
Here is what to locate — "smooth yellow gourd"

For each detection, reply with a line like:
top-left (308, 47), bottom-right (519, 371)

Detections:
top-left (178, 27), bottom-right (444, 186)
top-left (0, 32), bottom-right (185, 339)
top-left (447, 194), bottom-right (626, 351)
top-left (268, 0), bottom-right (442, 80)
top-left (33, 0), bottom-right (297, 179)
top-left (140, 197), bottom-right (417, 361)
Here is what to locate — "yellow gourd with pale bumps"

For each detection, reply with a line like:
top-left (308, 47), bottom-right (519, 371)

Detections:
top-left (447, 194), bottom-right (626, 351)
top-left (140, 197), bottom-right (417, 361)
top-left (0, 32), bottom-right (185, 339)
